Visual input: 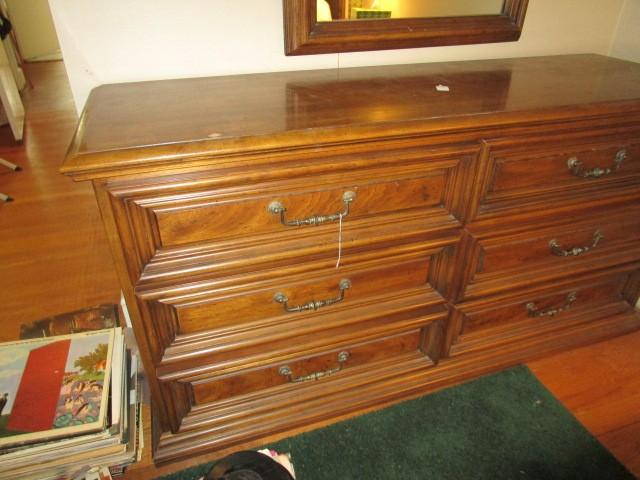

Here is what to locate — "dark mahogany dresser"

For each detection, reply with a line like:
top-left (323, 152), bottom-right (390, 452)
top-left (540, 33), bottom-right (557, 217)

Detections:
top-left (62, 54), bottom-right (640, 463)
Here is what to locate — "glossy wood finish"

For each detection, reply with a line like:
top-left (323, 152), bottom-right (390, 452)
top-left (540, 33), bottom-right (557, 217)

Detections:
top-left (456, 206), bottom-right (640, 301)
top-left (0, 62), bottom-right (119, 343)
top-left (283, 0), bottom-right (528, 55)
top-left (471, 130), bottom-right (640, 222)
top-left (62, 54), bottom-right (640, 464)
top-left (448, 267), bottom-right (640, 356)
top-left (61, 55), bottom-right (640, 179)
top-left (102, 143), bottom-right (474, 279)
top-left (7, 60), bottom-right (638, 480)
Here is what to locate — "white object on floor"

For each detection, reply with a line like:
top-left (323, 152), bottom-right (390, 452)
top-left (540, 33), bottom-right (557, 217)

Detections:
top-left (0, 157), bottom-right (19, 170)
top-left (0, 64), bottom-right (23, 140)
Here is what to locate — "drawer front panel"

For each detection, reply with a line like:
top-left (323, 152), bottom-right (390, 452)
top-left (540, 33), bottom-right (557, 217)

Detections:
top-left (463, 282), bottom-right (621, 336)
top-left (482, 222), bottom-right (639, 275)
top-left (175, 258), bottom-right (430, 335)
top-left (449, 268), bottom-right (640, 357)
top-left (155, 174), bottom-right (445, 248)
top-left (190, 329), bottom-right (427, 405)
top-left (105, 145), bottom-right (476, 284)
top-left (459, 210), bottom-right (640, 300)
top-left (476, 132), bottom-right (640, 219)
top-left (491, 143), bottom-right (639, 194)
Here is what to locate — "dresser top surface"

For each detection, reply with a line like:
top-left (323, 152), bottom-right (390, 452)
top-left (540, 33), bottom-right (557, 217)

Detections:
top-left (63, 54), bottom-right (640, 177)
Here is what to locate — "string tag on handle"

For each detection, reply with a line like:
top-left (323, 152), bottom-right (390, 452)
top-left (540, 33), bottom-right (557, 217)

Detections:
top-left (335, 213), bottom-right (343, 268)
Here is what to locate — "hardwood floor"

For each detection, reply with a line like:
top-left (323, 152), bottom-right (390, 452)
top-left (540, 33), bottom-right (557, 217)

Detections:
top-left (2, 61), bottom-right (638, 479)
top-left (529, 329), bottom-right (640, 476)
top-left (0, 61), bottom-right (120, 343)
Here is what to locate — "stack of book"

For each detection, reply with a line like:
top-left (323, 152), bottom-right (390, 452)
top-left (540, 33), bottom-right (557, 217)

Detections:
top-left (0, 328), bottom-right (142, 479)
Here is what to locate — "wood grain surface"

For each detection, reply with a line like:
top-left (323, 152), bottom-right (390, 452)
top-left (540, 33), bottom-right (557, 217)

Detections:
top-left (60, 55), bottom-right (640, 464)
top-left (0, 62), bottom-right (119, 343)
top-left (6, 60), bottom-right (639, 478)
top-left (62, 55), bottom-right (640, 178)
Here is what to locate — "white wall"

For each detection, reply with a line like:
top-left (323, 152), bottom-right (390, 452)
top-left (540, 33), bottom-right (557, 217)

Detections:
top-left (609, 0), bottom-right (640, 63)
top-left (49, 0), bottom-right (630, 114)
top-left (6, 0), bottom-right (60, 61)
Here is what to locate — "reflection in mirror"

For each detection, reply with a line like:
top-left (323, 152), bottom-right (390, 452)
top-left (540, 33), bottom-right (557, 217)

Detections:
top-left (317, 0), bottom-right (505, 21)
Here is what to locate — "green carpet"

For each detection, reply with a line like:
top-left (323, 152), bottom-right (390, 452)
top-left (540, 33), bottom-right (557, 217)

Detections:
top-left (158, 366), bottom-right (634, 480)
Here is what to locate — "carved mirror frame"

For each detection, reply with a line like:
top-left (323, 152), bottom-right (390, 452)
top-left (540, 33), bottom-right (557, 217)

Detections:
top-left (284, 0), bottom-right (529, 55)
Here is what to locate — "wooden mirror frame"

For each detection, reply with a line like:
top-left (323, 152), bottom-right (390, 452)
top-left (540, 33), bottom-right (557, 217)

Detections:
top-left (284, 0), bottom-right (529, 55)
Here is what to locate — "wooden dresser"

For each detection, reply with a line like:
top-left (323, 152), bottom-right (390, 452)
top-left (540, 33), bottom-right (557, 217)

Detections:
top-left (62, 54), bottom-right (640, 463)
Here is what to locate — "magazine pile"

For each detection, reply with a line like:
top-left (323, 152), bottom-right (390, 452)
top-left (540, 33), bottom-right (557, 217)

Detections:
top-left (0, 328), bottom-right (142, 479)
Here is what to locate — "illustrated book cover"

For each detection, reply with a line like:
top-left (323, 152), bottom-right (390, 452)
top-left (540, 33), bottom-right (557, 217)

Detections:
top-left (0, 329), bottom-right (115, 448)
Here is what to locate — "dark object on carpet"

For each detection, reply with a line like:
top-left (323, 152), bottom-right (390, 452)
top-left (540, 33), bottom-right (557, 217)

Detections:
top-left (158, 365), bottom-right (634, 480)
top-left (204, 451), bottom-right (294, 480)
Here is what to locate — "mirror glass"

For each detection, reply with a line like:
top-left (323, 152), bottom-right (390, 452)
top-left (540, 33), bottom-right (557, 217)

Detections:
top-left (317, 0), bottom-right (505, 21)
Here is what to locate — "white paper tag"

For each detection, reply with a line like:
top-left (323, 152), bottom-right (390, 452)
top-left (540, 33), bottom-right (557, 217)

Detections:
top-left (435, 84), bottom-right (450, 92)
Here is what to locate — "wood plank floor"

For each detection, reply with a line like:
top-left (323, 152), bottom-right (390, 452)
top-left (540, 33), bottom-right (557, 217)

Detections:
top-left (2, 61), bottom-right (639, 479)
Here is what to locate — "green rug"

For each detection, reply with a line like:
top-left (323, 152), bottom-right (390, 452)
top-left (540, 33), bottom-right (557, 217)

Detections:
top-left (158, 365), bottom-right (634, 480)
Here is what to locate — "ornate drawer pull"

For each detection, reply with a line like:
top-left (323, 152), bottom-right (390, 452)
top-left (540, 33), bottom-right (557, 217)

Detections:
top-left (526, 291), bottom-right (577, 318)
top-left (549, 230), bottom-right (603, 257)
top-left (274, 279), bottom-right (351, 313)
top-left (268, 191), bottom-right (356, 227)
top-left (279, 351), bottom-right (350, 383)
top-left (567, 149), bottom-right (626, 178)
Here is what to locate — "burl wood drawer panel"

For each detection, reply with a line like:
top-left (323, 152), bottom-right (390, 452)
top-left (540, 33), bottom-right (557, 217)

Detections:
top-left (447, 266), bottom-right (640, 357)
top-left (163, 321), bottom-right (445, 438)
top-left (104, 143), bottom-right (477, 282)
top-left (189, 328), bottom-right (433, 406)
top-left (473, 129), bottom-right (640, 220)
top-left (136, 246), bottom-right (454, 367)
top-left (457, 207), bottom-right (640, 301)
top-left (172, 257), bottom-right (431, 335)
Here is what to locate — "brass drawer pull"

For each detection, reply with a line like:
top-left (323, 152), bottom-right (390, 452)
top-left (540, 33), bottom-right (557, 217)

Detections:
top-left (567, 149), bottom-right (626, 178)
top-left (274, 279), bottom-right (351, 313)
top-left (279, 351), bottom-right (350, 383)
top-left (526, 291), bottom-right (577, 318)
top-left (268, 191), bottom-right (356, 227)
top-left (549, 230), bottom-right (603, 257)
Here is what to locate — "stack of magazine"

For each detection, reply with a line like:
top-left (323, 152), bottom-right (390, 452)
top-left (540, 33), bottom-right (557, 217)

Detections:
top-left (0, 328), bottom-right (142, 479)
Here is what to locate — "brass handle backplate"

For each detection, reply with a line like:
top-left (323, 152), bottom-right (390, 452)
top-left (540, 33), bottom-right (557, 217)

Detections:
top-left (549, 230), bottom-right (603, 257)
top-left (279, 351), bottom-right (350, 383)
top-left (526, 291), bottom-right (577, 318)
top-left (274, 279), bottom-right (351, 313)
top-left (567, 149), bottom-right (626, 179)
top-left (268, 191), bottom-right (356, 227)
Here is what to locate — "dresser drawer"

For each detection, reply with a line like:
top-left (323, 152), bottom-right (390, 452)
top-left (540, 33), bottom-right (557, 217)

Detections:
top-left (166, 257), bottom-right (433, 335)
top-left (448, 267), bottom-right (640, 356)
top-left (188, 328), bottom-right (435, 406)
top-left (475, 131), bottom-right (640, 220)
top-left (156, 300), bottom-right (448, 431)
top-left (104, 144), bottom-right (475, 282)
top-left (136, 246), bottom-right (454, 363)
top-left (160, 315), bottom-right (445, 432)
top-left (153, 173), bottom-right (444, 247)
top-left (458, 208), bottom-right (640, 301)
